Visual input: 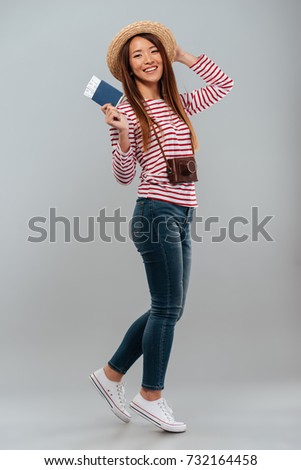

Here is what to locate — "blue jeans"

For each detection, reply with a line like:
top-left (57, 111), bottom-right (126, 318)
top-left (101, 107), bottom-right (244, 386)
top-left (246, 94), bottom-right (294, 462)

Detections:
top-left (108, 197), bottom-right (195, 390)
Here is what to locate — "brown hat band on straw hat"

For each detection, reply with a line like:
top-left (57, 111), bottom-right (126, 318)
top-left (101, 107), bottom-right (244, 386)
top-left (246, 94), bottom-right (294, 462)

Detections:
top-left (106, 20), bottom-right (176, 81)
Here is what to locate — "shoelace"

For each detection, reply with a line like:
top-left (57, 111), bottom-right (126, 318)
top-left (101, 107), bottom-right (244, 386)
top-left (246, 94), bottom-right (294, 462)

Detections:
top-left (115, 381), bottom-right (126, 408)
top-left (159, 398), bottom-right (175, 422)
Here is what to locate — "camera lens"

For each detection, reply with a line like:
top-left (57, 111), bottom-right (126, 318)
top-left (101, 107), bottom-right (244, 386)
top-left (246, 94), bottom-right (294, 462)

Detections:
top-left (187, 161), bottom-right (196, 173)
top-left (180, 160), bottom-right (196, 175)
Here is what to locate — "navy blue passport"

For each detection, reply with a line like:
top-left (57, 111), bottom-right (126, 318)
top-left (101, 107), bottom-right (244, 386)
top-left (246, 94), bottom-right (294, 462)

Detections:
top-left (84, 76), bottom-right (123, 106)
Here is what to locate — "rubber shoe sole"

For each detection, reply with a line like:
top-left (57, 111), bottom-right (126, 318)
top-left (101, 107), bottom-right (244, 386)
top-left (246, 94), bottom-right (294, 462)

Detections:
top-left (129, 400), bottom-right (186, 433)
top-left (89, 372), bottom-right (131, 423)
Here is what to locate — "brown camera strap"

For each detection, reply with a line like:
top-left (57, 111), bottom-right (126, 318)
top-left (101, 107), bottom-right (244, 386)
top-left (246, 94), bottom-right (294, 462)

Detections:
top-left (149, 117), bottom-right (173, 173)
top-left (149, 117), bottom-right (197, 173)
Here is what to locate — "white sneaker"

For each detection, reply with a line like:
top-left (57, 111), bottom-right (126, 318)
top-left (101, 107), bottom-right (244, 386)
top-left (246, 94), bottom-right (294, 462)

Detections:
top-left (130, 393), bottom-right (186, 432)
top-left (89, 368), bottom-right (131, 423)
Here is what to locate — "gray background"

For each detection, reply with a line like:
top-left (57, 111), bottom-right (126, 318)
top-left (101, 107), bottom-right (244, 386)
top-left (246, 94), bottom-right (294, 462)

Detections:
top-left (1, 0), bottom-right (300, 450)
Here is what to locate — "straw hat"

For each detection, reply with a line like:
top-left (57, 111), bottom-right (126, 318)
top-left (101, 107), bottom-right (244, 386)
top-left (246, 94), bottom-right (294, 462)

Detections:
top-left (107, 20), bottom-right (177, 81)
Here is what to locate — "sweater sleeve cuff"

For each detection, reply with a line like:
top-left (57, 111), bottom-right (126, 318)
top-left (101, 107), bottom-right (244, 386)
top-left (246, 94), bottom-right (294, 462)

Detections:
top-left (115, 142), bottom-right (132, 158)
top-left (189, 54), bottom-right (206, 70)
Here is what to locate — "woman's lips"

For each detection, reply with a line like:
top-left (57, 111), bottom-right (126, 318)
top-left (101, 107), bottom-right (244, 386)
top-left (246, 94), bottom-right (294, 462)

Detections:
top-left (143, 66), bottom-right (158, 73)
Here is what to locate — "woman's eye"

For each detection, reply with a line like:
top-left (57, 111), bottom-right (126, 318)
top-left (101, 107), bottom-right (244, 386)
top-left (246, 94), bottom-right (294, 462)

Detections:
top-left (151, 49), bottom-right (159, 53)
top-left (133, 54), bottom-right (141, 58)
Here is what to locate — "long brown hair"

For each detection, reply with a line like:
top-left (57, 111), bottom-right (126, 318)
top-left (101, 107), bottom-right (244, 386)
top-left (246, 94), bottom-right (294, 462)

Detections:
top-left (119, 33), bottom-right (198, 152)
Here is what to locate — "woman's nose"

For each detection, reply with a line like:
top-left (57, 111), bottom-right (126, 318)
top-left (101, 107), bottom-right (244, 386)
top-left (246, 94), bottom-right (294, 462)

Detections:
top-left (144, 53), bottom-right (154, 64)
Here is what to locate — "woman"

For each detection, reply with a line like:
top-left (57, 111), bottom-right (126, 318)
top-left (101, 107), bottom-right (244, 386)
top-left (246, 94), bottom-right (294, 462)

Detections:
top-left (90, 21), bottom-right (234, 433)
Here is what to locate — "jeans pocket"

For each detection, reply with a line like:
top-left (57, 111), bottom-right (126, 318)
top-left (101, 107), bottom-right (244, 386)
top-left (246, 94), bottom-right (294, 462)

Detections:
top-left (130, 201), bottom-right (150, 243)
top-left (186, 208), bottom-right (195, 224)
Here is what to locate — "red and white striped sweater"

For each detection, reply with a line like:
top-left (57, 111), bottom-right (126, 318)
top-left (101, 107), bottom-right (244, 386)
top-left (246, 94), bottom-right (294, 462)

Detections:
top-left (109, 54), bottom-right (234, 207)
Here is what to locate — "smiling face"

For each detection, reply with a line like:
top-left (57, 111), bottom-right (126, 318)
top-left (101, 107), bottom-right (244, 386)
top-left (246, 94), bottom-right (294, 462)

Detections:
top-left (129, 36), bottom-right (163, 87)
